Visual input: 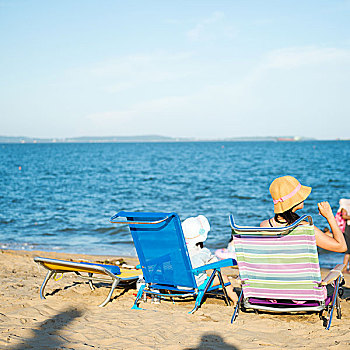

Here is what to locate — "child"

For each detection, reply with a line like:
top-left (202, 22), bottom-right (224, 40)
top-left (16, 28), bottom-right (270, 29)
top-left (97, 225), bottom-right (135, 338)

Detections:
top-left (337, 199), bottom-right (350, 272)
top-left (182, 215), bottom-right (238, 305)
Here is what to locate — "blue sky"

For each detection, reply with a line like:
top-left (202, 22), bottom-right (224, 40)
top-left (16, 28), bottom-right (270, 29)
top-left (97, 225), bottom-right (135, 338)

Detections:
top-left (1, 1), bottom-right (349, 139)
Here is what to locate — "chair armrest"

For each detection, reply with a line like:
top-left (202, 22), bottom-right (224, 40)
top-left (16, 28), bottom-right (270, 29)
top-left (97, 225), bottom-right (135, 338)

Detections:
top-left (230, 214), bottom-right (313, 235)
top-left (110, 211), bottom-right (172, 224)
top-left (192, 258), bottom-right (236, 274)
top-left (320, 264), bottom-right (345, 286)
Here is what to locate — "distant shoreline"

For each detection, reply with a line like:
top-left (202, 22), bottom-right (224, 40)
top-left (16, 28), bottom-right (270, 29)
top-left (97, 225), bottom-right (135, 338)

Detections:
top-left (1, 135), bottom-right (348, 144)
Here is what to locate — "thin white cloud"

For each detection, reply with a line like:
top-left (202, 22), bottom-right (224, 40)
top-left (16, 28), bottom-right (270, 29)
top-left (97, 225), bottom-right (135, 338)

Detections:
top-left (263, 47), bottom-right (350, 69)
top-left (81, 95), bottom-right (192, 136)
top-left (90, 51), bottom-right (194, 76)
top-left (187, 11), bottom-right (237, 41)
top-left (233, 46), bottom-right (350, 96)
top-left (86, 95), bottom-right (189, 123)
top-left (85, 51), bottom-right (197, 93)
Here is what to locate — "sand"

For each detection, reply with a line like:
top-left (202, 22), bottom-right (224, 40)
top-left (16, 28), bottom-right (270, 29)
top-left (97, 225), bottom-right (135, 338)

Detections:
top-left (0, 249), bottom-right (350, 350)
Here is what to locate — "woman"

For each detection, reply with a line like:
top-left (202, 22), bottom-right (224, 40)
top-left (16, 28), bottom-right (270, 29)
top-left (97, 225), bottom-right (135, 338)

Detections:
top-left (260, 175), bottom-right (347, 253)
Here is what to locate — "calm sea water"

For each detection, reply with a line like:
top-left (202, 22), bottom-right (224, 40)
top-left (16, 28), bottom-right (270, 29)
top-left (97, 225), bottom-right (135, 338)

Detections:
top-left (1, 141), bottom-right (349, 268)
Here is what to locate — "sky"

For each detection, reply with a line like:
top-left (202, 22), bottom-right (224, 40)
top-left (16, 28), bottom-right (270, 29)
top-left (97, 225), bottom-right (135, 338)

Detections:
top-left (1, 1), bottom-right (349, 140)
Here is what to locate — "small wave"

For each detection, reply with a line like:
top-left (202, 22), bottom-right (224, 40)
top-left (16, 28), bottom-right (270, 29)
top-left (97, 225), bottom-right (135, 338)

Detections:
top-left (142, 176), bottom-right (156, 181)
top-left (58, 227), bottom-right (76, 233)
top-left (328, 179), bottom-right (341, 183)
top-left (95, 226), bottom-right (126, 234)
top-left (0, 242), bottom-right (37, 250)
top-left (194, 194), bottom-right (209, 200)
top-left (329, 184), bottom-right (344, 189)
top-left (230, 195), bottom-right (256, 200)
top-left (0, 218), bottom-right (15, 224)
top-left (109, 241), bottom-right (134, 245)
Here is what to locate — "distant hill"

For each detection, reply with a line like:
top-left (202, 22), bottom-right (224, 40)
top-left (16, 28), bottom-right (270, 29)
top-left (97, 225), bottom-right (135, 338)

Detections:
top-left (63, 135), bottom-right (176, 142)
top-left (0, 135), bottom-right (176, 143)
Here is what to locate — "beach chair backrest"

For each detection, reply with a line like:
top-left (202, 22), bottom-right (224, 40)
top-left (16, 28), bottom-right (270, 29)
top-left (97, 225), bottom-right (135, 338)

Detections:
top-left (231, 220), bottom-right (324, 301)
top-left (114, 211), bottom-right (197, 289)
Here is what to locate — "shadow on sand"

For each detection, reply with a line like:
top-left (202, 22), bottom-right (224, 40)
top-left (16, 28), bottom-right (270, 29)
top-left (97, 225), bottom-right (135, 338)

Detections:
top-left (340, 285), bottom-right (350, 300)
top-left (184, 332), bottom-right (239, 350)
top-left (11, 307), bottom-right (83, 350)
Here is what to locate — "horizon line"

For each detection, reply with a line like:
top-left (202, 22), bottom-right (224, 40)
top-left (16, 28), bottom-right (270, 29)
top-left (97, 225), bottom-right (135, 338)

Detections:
top-left (0, 134), bottom-right (349, 143)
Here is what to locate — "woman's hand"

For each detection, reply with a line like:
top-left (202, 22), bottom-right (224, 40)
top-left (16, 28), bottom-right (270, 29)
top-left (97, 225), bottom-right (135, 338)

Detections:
top-left (317, 201), bottom-right (333, 219)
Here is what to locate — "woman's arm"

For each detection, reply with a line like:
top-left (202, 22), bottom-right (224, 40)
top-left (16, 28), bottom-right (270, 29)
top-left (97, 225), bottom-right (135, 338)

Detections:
top-left (260, 219), bottom-right (270, 227)
top-left (314, 202), bottom-right (347, 252)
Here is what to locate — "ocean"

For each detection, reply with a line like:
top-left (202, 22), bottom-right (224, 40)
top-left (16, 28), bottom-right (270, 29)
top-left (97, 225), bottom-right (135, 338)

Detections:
top-left (1, 141), bottom-right (349, 268)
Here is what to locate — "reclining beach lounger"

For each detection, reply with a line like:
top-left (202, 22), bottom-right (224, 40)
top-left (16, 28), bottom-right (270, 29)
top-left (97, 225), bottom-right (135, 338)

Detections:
top-left (110, 211), bottom-right (237, 314)
top-left (229, 214), bottom-right (345, 330)
top-left (34, 257), bottom-right (140, 307)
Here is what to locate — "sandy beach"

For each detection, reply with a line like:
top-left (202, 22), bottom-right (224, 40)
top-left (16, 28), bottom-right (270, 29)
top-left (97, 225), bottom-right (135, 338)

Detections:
top-left (1, 249), bottom-right (350, 350)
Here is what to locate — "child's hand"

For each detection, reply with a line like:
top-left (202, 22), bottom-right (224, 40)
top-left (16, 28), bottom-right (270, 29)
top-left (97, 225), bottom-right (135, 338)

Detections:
top-left (318, 202), bottom-right (333, 219)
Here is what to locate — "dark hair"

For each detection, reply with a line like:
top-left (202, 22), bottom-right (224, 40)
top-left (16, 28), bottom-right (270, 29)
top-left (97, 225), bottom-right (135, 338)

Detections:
top-left (274, 204), bottom-right (301, 225)
top-left (196, 242), bottom-right (204, 248)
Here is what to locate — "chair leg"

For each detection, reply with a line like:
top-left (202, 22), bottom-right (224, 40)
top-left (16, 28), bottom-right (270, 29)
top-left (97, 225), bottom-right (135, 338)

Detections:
top-left (326, 277), bottom-right (340, 330)
top-left (216, 270), bottom-right (231, 306)
top-left (336, 296), bottom-right (341, 319)
top-left (167, 290), bottom-right (175, 304)
top-left (336, 294), bottom-right (341, 319)
top-left (319, 310), bottom-right (324, 320)
top-left (231, 289), bottom-right (243, 323)
top-left (98, 278), bottom-right (119, 307)
top-left (132, 284), bottom-right (146, 310)
top-left (88, 273), bottom-right (95, 291)
top-left (190, 290), bottom-right (205, 314)
top-left (189, 269), bottom-right (217, 314)
top-left (39, 270), bottom-right (55, 300)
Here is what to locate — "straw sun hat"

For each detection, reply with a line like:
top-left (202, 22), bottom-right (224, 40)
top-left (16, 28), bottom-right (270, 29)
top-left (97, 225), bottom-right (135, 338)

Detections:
top-left (269, 176), bottom-right (312, 214)
top-left (182, 215), bottom-right (210, 247)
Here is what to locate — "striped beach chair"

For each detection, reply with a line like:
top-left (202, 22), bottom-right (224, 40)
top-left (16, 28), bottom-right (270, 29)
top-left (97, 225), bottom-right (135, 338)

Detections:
top-left (229, 215), bottom-right (345, 329)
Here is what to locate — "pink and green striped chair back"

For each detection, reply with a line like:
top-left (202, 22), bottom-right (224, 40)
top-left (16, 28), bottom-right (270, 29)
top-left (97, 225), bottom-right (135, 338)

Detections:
top-left (232, 223), bottom-right (324, 301)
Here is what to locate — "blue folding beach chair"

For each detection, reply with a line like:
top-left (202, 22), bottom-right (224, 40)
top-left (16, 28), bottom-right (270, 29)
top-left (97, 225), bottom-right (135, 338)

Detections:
top-left (110, 211), bottom-right (236, 313)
